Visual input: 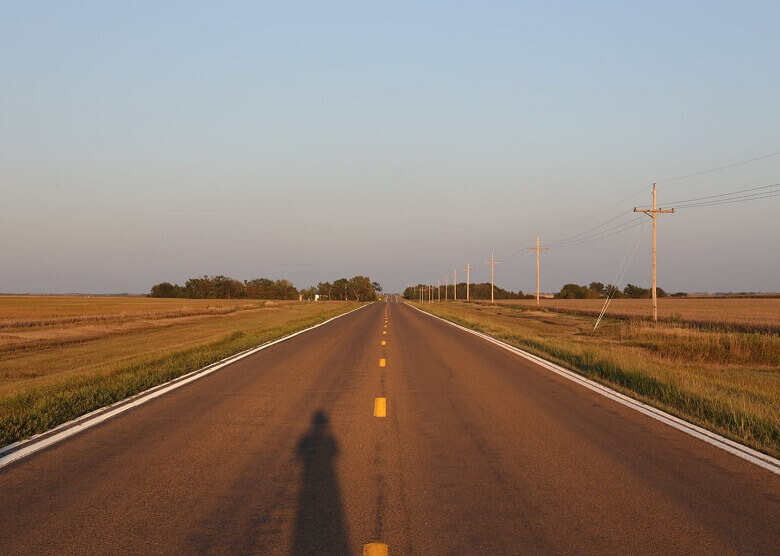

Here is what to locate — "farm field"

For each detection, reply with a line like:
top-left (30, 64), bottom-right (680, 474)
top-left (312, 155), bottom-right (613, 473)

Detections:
top-left (412, 300), bottom-right (780, 457)
top-left (0, 296), bottom-right (360, 445)
top-left (496, 297), bottom-right (780, 332)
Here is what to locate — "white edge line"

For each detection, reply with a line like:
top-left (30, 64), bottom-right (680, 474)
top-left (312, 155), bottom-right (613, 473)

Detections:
top-left (0, 303), bottom-right (370, 470)
top-left (406, 303), bottom-right (780, 475)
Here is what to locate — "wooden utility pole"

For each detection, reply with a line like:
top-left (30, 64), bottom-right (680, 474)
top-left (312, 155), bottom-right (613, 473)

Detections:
top-left (464, 263), bottom-right (472, 301)
top-left (453, 270), bottom-right (457, 301)
top-left (438, 280), bottom-right (441, 302)
top-left (634, 183), bottom-right (675, 323)
top-left (445, 275), bottom-right (449, 301)
top-left (484, 253), bottom-right (500, 303)
top-left (527, 234), bottom-right (549, 307)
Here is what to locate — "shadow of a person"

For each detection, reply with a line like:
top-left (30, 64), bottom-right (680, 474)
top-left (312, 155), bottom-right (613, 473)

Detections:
top-left (292, 410), bottom-right (350, 555)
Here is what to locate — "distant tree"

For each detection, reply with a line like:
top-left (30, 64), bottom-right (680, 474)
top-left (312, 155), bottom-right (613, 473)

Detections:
top-left (317, 282), bottom-right (332, 299)
top-left (557, 283), bottom-right (590, 299)
top-left (348, 276), bottom-right (378, 301)
top-left (589, 282), bottom-right (606, 296)
top-left (245, 278), bottom-right (275, 298)
top-left (604, 284), bottom-right (625, 298)
top-left (371, 281), bottom-right (383, 293)
top-left (149, 282), bottom-right (185, 298)
top-left (332, 278), bottom-right (349, 301)
top-left (272, 279), bottom-right (298, 299)
top-left (623, 284), bottom-right (651, 298)
top-left (300, 286), bottom-right (317, 300)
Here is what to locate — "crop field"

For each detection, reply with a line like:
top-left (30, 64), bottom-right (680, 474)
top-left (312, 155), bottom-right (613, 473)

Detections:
top-left (0, 296), bottom-right (360, 445)
top-left (496, 297), bottom-right (780, 333)
top-left (413, 300), bottom-right (780, 457)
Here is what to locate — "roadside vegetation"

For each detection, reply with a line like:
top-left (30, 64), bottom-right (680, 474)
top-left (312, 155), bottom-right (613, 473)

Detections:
top-left (410, 300), bottom-right (780, 458)
top-left (0, 297), bottom-right (361, 446)
top-left (497, 297), bottom-right (780, 334)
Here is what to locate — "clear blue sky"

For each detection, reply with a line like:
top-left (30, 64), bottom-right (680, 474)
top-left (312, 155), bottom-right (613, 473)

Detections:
top-left (2, 1), bottom-right (779, 294)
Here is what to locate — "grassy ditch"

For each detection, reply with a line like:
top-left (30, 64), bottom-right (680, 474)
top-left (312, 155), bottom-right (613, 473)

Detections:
top-left (411, 301), bottom-right (779, 458)
top-left (0, 302), bottom-right (360, 447)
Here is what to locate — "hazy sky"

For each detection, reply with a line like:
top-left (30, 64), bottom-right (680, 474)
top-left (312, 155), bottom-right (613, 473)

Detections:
top-left (2, 1), bottom-right (779, 294)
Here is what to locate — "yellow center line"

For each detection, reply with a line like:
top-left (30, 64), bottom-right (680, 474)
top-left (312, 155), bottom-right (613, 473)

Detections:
top-left (373, 398), bottom-right (387, 418)
top-left (382, 330), bottom-right (386, 335)
top-left (381, 340), bottom-right (386, 346)
top-left (379, 358), bottom-right (386, 367)
top-left (363, 543), bottom-right (388, 555)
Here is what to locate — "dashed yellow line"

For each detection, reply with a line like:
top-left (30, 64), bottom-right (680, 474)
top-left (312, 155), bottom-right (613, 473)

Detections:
top-left (364, 542), bottom-right (388, 556)
top-left (373, 398), bottom-right (387, 418)
top-left (379, 358), bottom-right (386, 367)
top-left (381, 340), bottom-right (386, 346)
top-left (382, 330), bottom-right (387, 335)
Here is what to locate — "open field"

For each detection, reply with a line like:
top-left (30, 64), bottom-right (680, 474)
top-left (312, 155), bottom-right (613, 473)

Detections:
top-left (0, 296), bottom-right (360, 445)
top-left (412, 300), bottom-right (780, 457)
top-left (495, 297), bottom-right (780, 333)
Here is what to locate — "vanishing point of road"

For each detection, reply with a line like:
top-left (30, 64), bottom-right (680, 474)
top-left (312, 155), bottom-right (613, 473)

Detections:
top-left (1, 300), bottom-right (777, 554)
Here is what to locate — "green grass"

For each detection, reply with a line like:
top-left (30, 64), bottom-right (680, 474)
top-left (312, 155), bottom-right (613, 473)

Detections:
top-left (0, 305), bottom-right (359, 447)
top-left (412, 302), bottom-right (779, 458)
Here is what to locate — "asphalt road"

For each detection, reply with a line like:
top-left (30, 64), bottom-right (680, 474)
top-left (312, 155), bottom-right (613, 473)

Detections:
top-left (1, 300), bottom-right (778, 554)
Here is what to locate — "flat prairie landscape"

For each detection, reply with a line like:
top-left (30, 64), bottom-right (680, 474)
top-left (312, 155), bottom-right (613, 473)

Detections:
top-left (0, 296), bottom-right (359, 445)
top-left (497, 297), bottom-right (780, 332)
top-left (414, 299), bottom-right (780, 457)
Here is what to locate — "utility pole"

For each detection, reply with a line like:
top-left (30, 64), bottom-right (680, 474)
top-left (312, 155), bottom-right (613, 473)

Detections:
top-left (445, 274), bottom-right (449, 301)
top-left (464, 263), bottom-right (471, 301)
top-left (527, 234), bottom-right (549, 307)
top-left (634, 183), bottom-right (675, 323)
top-left (438, 279), bottom-right (441, 302)
top-left (453, 270), bottom-right (457, 301)
top-left (484, 253), bottom-right (500, 303)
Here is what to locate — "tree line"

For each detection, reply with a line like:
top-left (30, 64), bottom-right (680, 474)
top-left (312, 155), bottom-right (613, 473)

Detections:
top-left (150, 275), bottom-right (381, 301)
top-left (555, 282), bottom-right (683, 299)
top-left (400, 281), bottom-right (685, 300)
top-left (402, 282), bottom-right (530, 300)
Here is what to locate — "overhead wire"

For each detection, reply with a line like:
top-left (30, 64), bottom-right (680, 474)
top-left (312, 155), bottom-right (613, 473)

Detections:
top-left (549, 216), bottom-right (646, 248)
top-left (551, 220), bottom-right (648, 249)
top-left (675, 191), bottom-right (780, 209)
top-left (666, 182), bottom-right (780, 205)
top-left (655, 152), bottom-right (780, 184)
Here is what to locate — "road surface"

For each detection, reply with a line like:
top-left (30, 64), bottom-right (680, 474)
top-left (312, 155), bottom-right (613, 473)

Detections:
top-left (1, 300), bottom-right (778, 554)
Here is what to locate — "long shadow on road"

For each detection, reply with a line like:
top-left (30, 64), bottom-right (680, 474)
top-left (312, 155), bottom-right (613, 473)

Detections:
top-left (293, 410), bottom-right (350, 555)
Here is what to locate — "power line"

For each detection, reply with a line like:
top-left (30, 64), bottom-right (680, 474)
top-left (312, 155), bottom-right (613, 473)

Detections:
top-left (675, 191), bottom-right (780, 209)
top-left (546, 210), bottom-right (635, 247)
top-left (551, 220), bottom-right (647, 249)
top-left (667, 182), bottom-right (780, 205)
top-left (550, 216), bottom-right (646, 248)
top-left (542, 150), bottom-right (778, 250)
top-left (655, 152), bottom-right (780, 184)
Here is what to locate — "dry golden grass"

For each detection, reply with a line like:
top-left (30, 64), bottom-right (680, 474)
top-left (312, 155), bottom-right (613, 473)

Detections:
top-left (413, 301), bottom-right (780, 457)
top-left (0, 296), bottom-right (361, 445)
top-left (0, 296), bottom-right (344, 396)
top-left (0, 295), bottom-right (271, 328)
top-left (496, 297), bottom-right (780, 332)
